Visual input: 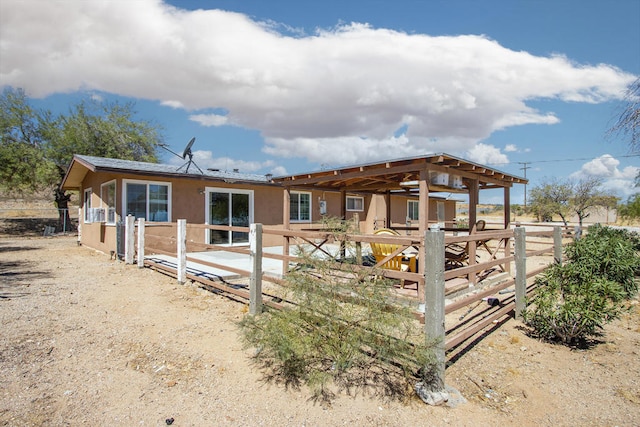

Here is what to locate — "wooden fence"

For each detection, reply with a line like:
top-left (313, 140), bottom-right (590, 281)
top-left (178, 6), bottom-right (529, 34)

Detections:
top-left (122, 216), bottom-right (573, 389)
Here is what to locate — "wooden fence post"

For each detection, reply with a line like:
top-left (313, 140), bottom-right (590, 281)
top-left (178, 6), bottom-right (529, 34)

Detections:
top-left (177, 219), bottom-right (187, 284)
top-left (553, 226), bottom-right (562, 266)
top-left (137, 218), bottom-right (145, 268)
top-left (125, 215), bottom-right (135, 264)
top-left (424, 227), bottom-right (446, 390)
top-left (77, 208), bottom-right (82, 246)
top-left (514, 226), bottom-right (526, 319)
top-left (249, 223), bottom-right (263, 315)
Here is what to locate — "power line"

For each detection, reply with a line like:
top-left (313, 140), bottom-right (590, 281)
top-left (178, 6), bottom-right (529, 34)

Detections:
top-left (486, 153), bottom-right (640, 167)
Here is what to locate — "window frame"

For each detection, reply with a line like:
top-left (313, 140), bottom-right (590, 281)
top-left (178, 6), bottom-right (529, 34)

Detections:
top-left (83, 187), bottom-right (93, 223)
top-left (407, 199), bottom-right (419, 221)
top-left (290, 191), bottom-right (312, 223)
top-left (100, 180), bottom-right (117, 225)
top-left (122, 179), bottom-right (172, 222)
top-left (346, 196), bottom-right (364, 212)
top-left (205, 187), bottom-right (254, 246)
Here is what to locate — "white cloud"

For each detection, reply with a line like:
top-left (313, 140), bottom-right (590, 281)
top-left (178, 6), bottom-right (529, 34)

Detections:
top-left (166, 149), bottom-right (277, 174)
top-left (161, 100), bottom-right (184, 109)
top-left (571, 154), bottom-right (640, 197)
top-left (465, 143), bottom-right (509, 166)
top-left (0, 0), bottom-right (636, 166)
top-left (189, 113), bottom-right (229, 127)
top-left (504, 144), bottom-right (518, 152)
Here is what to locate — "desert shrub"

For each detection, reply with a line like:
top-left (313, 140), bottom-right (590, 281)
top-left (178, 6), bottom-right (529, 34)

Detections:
top-left (565, 224), bottom-right (640, 297)
top-left (524, 224), bottom-right (639, 344)
top-left (523, 264), bottom-right (625, 344)
top-left (240, 223), bottom-right (437, 402)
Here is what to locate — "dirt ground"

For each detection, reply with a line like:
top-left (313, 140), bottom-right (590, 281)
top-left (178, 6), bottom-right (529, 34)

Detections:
top-left (1, 235), bottom-right (639, 426)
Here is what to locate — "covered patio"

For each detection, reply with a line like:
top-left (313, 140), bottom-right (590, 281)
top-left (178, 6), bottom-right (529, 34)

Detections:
top-left (273, 153), bottom-right (527, 286)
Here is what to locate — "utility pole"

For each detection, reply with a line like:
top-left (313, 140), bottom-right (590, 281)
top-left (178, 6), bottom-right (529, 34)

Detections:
top-left (518, 162), bottom-right (531, 211)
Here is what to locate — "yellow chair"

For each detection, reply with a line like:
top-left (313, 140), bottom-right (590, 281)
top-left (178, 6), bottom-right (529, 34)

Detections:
top-left (370, 229), bottom-right (417, 287)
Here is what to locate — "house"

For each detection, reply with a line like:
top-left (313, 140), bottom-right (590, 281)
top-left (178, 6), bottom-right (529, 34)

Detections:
top-left (60, 154), bottom-right (526, 255)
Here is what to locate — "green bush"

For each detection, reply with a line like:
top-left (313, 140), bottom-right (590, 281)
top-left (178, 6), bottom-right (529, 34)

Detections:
top-left (523, 265), bottom-right (625, 344)
top-left (239, 225), bottom-right (437, 402)
top-left (565, 224), bottom-right (640, 297)
top-left (524, 224), bottom-right (639, 345)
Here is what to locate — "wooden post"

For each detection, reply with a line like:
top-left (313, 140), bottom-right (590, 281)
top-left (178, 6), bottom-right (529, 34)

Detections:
top-left (77, 207), bottom-right (82, 246)
top-left (125, 215), bottom-right (135, 264)
top-left (177, 219), bottom-right (187, 284)
top-left (417, 169), bottom-right (429, 301)
top-left (283, 188), bottom-right (291, 276)
top-left (503, 187), bottom-right (511, 274)
top-left (514, 225), bottom-right (526, 319)
top-left (249, 223), bottom-right (263, 315)
top-left (340, 190), bottom-right (346, 259)
top-left (385, 191), bottom-right (391, 229)
top-left (553, 226), bottom-right (563, 266)
top-left (468, 179), bottom-right (479, 286)
top-left (424, 227), bottom-right (446, 389)
top-left (137, 218), bottom-right (145, 268)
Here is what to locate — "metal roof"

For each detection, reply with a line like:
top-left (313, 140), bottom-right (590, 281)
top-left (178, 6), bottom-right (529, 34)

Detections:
top-left (61, 155), bottom-right (271, 190)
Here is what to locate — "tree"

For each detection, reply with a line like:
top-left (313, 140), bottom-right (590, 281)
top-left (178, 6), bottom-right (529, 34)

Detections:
top-left (608, 77), bottom-right (640, 153)
top-left (0, 88), bottom-right (59, 195)
top-left (528, 178), bottom-right (573, 224)
top-left (571, 177), bottom-right (618, 227)
top-left (618, 194), bottom-right (640, 222)
top-left (0, 88), bottom-right (163, 228)
top-left (528, 177), bottom-right (614, 227)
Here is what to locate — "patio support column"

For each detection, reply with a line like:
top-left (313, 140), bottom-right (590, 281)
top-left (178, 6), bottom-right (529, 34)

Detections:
top-left (418, 169), bottom-right (429, 280)
top-left (503, 186), bottom-right (511, 229)
top-left (282, 187), bottom-right (291, 276)
top-left (385, 191), bottom-right (391, 228)
top-left (503, 186), bottom-right (511, 274)
top-left (468, 179), bottom-right (479, 231)
top-left (468, 179), bottom-right (479, 286)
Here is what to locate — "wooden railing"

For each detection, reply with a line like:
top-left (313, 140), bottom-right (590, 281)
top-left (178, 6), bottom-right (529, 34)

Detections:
top-left (122, 216), bottom-right (574, 388)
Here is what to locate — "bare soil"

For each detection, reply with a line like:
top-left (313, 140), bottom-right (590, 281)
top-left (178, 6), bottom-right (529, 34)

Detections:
top-left (1, 235), bottom-right (639, 426)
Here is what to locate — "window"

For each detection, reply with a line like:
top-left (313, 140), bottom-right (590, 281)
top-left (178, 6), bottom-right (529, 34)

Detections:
top-left (290, 191), bottom-right (311, 222)
top-left (123, 180), bottom-right (171, 222)
top-left (206, 188), bottom-right (253, 245)
top-left (407, 200), bottom-right (419, 221)
top-left (83, 188), bottom-right (92, 223)
top-left (101, 180), bottom-right (117, 225)
top-left (346, 196), bottom-right (364, 212)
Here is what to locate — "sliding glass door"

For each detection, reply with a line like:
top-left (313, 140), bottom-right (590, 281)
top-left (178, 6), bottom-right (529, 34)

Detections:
top-left (206, 188), bottom-right (252, 245)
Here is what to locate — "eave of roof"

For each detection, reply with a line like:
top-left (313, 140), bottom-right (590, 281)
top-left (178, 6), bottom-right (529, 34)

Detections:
top-left (272, 153), bottom-right (527, 192)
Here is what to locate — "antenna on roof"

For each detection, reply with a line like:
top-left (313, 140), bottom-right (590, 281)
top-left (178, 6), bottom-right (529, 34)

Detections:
top-left (159, 137), bottom-right (203, 174)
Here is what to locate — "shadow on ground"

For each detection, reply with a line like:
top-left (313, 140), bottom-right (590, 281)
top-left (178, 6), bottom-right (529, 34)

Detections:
top-left (0, 218), bottom-right (77, 237)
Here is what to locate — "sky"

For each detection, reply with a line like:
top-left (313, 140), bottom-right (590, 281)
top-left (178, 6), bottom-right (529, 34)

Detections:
top-left (1, 0), bottom-right (639, 205)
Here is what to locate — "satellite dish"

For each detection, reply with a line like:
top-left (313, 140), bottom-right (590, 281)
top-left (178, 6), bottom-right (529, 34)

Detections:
top-left (174, 137), bottom-right (202, 174)
top-left (182, 137), bottom-right (196, 159)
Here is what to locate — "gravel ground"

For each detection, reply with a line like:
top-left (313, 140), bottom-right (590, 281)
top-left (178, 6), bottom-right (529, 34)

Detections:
top-left (1, 235), bottom-right (639, 426)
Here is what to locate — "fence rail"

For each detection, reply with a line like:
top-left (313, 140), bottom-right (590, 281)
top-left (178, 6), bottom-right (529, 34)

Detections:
top-left (122, 216), bottom-right (576, 391)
